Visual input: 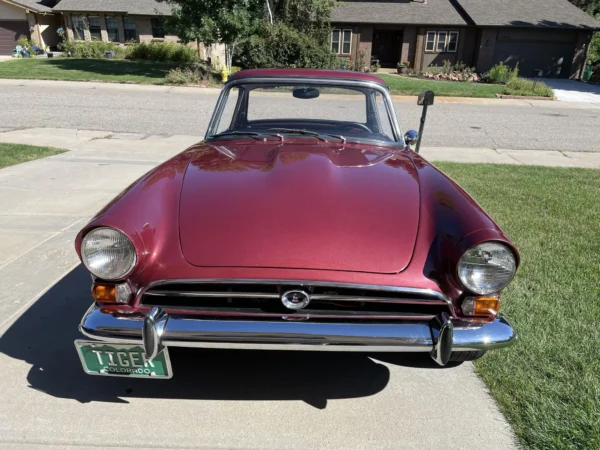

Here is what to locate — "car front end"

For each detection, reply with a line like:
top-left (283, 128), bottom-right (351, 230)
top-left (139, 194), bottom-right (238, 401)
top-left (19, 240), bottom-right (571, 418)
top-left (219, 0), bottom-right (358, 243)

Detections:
top-left (73, 70), bottom-right (519, 379)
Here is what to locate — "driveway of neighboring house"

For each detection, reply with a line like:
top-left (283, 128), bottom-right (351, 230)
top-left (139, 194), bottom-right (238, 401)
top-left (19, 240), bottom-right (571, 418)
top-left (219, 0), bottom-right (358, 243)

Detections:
top-left (542, 78), bottom-right (600, 103)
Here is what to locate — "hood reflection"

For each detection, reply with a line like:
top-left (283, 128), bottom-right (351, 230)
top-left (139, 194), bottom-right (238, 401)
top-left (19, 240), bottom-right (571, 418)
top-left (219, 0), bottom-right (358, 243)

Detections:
top-left (190, 141), bottom-right (406, 173)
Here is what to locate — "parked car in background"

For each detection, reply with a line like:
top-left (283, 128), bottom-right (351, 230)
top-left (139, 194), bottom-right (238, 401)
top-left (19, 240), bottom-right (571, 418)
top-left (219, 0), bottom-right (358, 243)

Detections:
top-left (74, 69), bottom-right (519, 379)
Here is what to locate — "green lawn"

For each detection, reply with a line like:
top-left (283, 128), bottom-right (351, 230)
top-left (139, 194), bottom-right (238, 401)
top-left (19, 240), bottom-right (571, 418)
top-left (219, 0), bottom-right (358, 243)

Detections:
top-left (435, 162), bottom-right (600, 449)
top-left (0, 58), bottom-right (180, 84)
top-left (0, 143), bottom-right (66, 169)
top-left (380, 74), bottom-right (505, 98)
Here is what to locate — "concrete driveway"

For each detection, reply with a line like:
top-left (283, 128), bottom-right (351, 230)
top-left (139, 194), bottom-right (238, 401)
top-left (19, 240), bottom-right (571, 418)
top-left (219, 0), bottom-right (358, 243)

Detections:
top-left (542, 78), bottom-right (600, 104)
top-left (0, 132), bottom-right (518, 449)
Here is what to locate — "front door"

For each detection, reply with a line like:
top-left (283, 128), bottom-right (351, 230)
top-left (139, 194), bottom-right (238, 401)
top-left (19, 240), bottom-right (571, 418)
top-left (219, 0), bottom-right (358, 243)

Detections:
top-left (372, 30), bottom-right (403, 67)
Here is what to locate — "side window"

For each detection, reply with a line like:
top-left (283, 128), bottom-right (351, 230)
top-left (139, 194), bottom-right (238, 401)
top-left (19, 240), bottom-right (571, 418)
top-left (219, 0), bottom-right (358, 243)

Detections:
top-left (331, 29), bottom-right (352, 55)
top-left (448, 31), bottom-right (459, 52)
top-left (105, 16), bottom-right (119, 42)
top-left (151, 18), bottom-right (166, 38)
top-left (375, 92), bottom-right (394, 140)
top-left (124, 17), bottom-right (137, 41)
top-left (426, 31), bottom-right (459, 53)
top-left (216, 87), bottom-right (240, 134)
top-left (425, 31), bottom-right (436, 52)
top-left (71, 15), bottom-right (86, 40)
top-left (331, 29), bottom-right (340, 54)
top-left (436, 31), bottom-right (447, 52)
top-left (88, 15), bottom-right (102, 40)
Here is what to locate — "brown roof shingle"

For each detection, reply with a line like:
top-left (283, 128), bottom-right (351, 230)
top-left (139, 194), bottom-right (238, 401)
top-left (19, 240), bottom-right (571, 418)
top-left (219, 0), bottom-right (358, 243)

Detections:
top-left (455, 0), bottom-right (600, 29)
top-left (332, 0), bottom-right (468, 25)
top-left (52, 0), bottom-right (172, 15)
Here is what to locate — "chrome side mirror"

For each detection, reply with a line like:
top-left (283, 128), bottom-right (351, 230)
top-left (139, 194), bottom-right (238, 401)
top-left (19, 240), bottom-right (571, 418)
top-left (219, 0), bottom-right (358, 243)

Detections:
top-left (404, 129), bottom-right (418, 145)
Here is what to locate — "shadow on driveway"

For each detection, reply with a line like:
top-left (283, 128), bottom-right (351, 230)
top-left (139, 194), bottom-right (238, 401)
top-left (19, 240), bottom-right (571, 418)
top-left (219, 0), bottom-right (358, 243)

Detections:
top-left (0, 265), bottom-right (451, 408)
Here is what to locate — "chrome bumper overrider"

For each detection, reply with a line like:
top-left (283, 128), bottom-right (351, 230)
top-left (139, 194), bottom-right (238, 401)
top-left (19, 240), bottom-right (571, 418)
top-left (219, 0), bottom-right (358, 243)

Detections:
top-left (79, 305), bottom-right (516, 366)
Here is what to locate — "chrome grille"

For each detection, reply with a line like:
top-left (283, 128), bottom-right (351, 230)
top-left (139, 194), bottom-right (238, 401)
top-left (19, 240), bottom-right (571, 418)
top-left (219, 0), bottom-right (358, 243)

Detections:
top-left (139, 280), bottom-right (451, 322)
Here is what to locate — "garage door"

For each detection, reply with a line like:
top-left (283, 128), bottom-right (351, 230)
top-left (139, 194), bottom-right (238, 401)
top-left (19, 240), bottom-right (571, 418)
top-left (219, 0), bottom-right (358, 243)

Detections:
top-left (0, 21), bottom-right (29, 55)
top-left (492, 29), bottom-right (576, 78)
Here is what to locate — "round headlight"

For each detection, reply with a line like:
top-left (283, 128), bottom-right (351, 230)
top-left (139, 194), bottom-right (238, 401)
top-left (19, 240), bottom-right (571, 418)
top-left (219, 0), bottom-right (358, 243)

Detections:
top-left (458, 242), bottom-right (516, 295)
top-left (81, 227), bottom-right (137, 280)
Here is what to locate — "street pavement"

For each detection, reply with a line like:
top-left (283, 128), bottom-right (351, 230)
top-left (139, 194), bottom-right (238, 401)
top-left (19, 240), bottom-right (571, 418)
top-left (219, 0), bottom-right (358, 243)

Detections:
top-left (0, 78), bottom-right (599, 151)
top-left (0, 129), bottom-right (519, 449)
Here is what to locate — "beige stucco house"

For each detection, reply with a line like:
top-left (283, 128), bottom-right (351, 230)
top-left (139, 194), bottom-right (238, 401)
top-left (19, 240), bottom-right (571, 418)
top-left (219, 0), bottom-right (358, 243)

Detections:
top-left (0, 0), bottom-right (224, 63)
top-left (0, 0), bottom-right (61, 54)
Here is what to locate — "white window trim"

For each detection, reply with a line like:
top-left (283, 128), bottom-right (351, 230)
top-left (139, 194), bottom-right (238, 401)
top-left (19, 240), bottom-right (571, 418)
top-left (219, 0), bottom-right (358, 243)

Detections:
top-left (331, 28), bottom-right (352, 56)
top-left (426, 30), bottom-right (459, 54)
top-left (425, 31), bottom-right (436, 52)
top-left (331, 29), bottom-right (340, 54)
top-left (447, 31), bottom-right (459, 53)
top-left (436, 31), bottom-right (448, 53)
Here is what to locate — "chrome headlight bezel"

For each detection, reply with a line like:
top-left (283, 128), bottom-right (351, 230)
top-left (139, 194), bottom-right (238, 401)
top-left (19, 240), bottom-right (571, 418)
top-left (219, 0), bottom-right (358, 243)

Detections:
top-left (457, 242), bottom-right (517, 295)
top-left (81, 227), bottom-right (137, 280)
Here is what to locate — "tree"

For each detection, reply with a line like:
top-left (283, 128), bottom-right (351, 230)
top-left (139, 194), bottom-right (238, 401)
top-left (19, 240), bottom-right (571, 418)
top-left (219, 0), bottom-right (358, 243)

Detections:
top-left (159, 0), bottom-right (257, 71)
top-left (568, 0), bottom-right (600, 15)
top-left (159, 0), bottom-right (338, 71)
top-left (567, 1), bottom-right (600, 63)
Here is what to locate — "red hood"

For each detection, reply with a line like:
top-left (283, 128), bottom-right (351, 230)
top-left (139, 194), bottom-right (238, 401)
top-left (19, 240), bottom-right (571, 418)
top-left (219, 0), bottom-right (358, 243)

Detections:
top-left (179, 140), bottom-right (420, 274)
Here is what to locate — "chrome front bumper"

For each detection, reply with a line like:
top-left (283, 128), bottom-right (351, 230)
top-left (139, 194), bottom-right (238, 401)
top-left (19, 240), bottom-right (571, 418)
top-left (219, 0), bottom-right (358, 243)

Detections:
top-left (79, 305), bottom-right (516, 366)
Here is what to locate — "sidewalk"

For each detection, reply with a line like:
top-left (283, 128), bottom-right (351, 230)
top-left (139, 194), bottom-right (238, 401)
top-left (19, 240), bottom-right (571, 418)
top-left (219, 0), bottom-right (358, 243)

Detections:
top-left (1, 127), bottom-right (599, 168)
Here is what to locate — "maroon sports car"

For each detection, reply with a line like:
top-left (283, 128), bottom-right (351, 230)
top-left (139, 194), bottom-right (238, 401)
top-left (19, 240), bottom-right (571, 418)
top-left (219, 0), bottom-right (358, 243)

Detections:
top-left (74, 69), bottom-right (518, 378)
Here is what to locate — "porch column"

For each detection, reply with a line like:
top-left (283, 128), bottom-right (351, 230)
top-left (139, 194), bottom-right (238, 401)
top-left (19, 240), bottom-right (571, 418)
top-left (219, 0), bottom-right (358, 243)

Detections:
top-left (99, 14), bottom-right (109, 42)
top-left (401, 26), bottom-right (417, 67)
top-left (64, 13), bottom-right (74, 40)
top-left (358, 26), bottom-right (373, 70)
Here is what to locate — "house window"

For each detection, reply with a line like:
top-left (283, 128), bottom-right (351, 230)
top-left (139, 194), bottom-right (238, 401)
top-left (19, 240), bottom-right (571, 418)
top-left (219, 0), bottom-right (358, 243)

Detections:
top-left (436, 31), bottom-right (447, 52)
top-left (447, 31), bottom-right (459, 52)
top-left (71, 14), bottom-right (85, 40)
top-left (331, 28), bottom-right (352, 55)
top-left (88, 15), bottom-right (102, 40)
top-left (105, 16), bottom-right (119, 42)
top-left (425, 31), bottom-right (436, 52)
top-left (124, 17), bottom-right (137, 41)
top-left (425, 31), bottom-right (459, 53)
top-left (151, 18), bottom-right (165, 38)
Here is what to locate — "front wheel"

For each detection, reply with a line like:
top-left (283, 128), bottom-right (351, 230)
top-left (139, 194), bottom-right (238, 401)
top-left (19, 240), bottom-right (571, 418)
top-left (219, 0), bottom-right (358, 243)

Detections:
top-left (449, 350), bottom-right (487, 362)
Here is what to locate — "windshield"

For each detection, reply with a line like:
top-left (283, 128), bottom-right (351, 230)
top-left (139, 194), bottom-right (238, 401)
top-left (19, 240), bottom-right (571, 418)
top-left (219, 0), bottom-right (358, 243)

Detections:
top-left (206, 81), bottom-right (401, 145)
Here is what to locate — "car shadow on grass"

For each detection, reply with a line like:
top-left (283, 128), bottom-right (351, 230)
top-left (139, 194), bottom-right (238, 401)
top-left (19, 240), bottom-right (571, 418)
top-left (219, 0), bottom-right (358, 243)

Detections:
top-left (0, 265), bottom-right (433, 408)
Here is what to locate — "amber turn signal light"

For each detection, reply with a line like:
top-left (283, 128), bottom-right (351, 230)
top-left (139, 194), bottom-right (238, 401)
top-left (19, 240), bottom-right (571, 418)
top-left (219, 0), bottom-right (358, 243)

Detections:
top-left (462, 296), bottom-right (500, 317)
top-left (91, 282), bottom-right (132, 304)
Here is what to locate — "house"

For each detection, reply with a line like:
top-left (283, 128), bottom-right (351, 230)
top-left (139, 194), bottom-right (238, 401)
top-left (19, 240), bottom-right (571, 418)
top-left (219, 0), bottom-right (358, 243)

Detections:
top-left (331, 0), bottom-right (600, 79)
top-left (0, 1), bottom-right (62, 54)
top-left (52, 0), bottom-right (177, 44)
top-left (0, 0), bottom-right (223, 63)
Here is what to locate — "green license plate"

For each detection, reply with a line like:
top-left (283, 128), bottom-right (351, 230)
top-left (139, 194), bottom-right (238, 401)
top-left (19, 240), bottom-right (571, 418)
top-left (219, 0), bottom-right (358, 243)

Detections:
top-left (75, 340), bottom-right (172, 379)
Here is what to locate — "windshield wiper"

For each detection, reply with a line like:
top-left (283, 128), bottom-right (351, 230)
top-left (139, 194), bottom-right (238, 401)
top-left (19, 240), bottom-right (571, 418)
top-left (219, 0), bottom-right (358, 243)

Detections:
top-left (213, 131), bottom-right (282, 141)
top-left (268, 128), bottom-right (345, 143)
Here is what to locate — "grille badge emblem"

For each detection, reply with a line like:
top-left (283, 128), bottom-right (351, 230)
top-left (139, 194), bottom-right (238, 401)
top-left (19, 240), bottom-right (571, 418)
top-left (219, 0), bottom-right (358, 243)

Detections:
top-left (281, 290), bottom-right (310, 310)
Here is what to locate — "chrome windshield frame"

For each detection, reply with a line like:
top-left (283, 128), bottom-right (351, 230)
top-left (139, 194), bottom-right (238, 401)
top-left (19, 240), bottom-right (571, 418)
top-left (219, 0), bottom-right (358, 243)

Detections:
top-left (205, 77), bottom-right (405, 146)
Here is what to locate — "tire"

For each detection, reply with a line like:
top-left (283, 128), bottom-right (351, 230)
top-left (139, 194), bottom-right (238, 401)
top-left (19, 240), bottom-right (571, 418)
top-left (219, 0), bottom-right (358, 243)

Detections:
top-left (449, 350), bottom-right (487, 362)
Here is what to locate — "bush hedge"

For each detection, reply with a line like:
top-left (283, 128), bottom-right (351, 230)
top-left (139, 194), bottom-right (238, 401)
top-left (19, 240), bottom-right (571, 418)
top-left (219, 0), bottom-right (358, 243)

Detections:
top-left (485, 61), bottom-right (519, 84)
top-left (128, 41), bottom-right (198, 63)
top-left (60, 40), bottom-right (199, 63)
top-left (61, 40), bottom-right (128, 59)
top-left (503, 78), bottom-right (554, 97)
